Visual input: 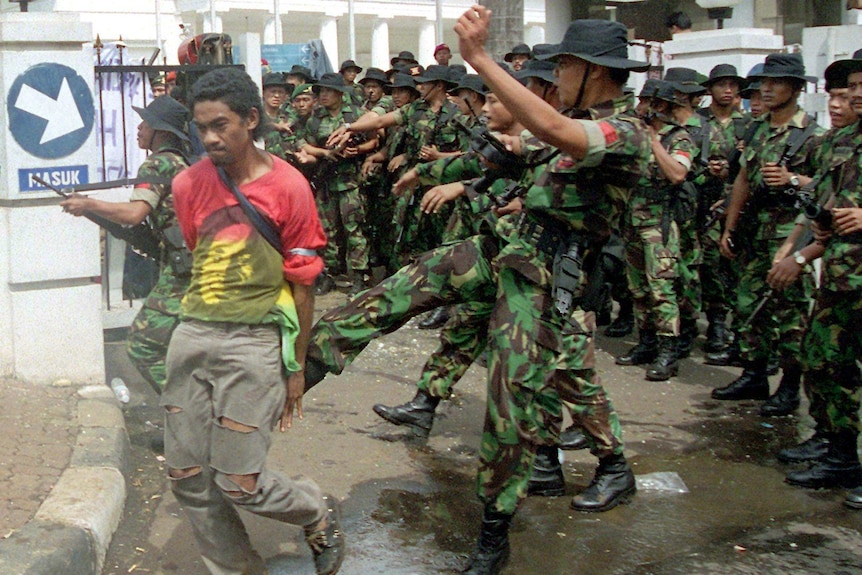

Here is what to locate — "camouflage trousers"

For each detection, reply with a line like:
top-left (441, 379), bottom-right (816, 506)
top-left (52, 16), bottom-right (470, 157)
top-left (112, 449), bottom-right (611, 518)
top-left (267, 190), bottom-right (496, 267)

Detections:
top-left (360, 168), bottom-right (397, 271)
top-left (127, 270), bottom-right (187, 394)
top-left (316, 184), bottom-right (369, 275)
top-left (480, 265), bottom-right (623, 515)
top-left (735, 237), bottom-right (813, 364)
top-left (676, 218), bottom-right (702, 324)
top-left (801, 289), bottom-right (862, 435)
top-left (391, 186), bottom-right (452, 269)
top-left (699, 221), bottom-right (735, 315)
top-left (623, 222), bottom-right (680, 337)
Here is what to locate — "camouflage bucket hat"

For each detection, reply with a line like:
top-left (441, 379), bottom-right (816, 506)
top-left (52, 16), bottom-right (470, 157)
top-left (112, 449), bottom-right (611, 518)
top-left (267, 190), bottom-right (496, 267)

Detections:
top-left (538, 20), bottom-right (649, 71)
top-left (132, 96), bottom-right (190, 141)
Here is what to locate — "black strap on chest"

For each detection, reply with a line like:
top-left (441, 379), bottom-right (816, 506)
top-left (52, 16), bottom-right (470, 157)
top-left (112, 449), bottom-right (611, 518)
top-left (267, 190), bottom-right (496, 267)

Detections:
top-left (778, 117), bottom-right (817, 167)
top-left (216, 167), bottom-right (283, 254)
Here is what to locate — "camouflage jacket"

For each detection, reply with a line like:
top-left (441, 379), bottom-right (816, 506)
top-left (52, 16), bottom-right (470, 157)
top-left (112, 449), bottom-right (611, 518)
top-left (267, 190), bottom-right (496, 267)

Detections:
top-left (366, 95), bottom-right (396, 116)
top-left (497, 94), bottom-right (650, 287)
top-left (742, 108), bottom-right (822, 240)
top-left (817, 120), bottom-right (862, 292)
top-left (305, 102), bottom-right (366, 191)
top-left (629, 122), bottom-right (694, 228)
top-left (697, 107), bottom-right (750, 191)
top-left (264, 108), bottom-right (310, 161)
top-left (394, 99), bottom-right (469, 166)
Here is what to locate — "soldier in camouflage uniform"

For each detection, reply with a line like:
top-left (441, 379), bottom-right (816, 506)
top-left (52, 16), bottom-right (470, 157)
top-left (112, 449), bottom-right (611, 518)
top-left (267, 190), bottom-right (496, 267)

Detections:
top-left (696, 64), bottom-right (751, 354)
top-left (714, 53), bottom-right (819, 404)
top-left (339, 59), bottom-right (367, 106)
top-left (264, 83), bottom-right (316, 173)
top-left (304, 16), bottom-right (651, 575)
top-left (615, 80), bottom-right (692, 381)
top-left (61, 96), bottom-right (191, 393)
top-left (302, 73), bottom-right (378, 294)
top-left (781, 52), bottom-right (862, 497)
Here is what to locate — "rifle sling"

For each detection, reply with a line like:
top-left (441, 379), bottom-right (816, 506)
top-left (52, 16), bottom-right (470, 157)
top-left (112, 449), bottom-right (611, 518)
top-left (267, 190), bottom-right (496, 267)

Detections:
top-left (216, 167), bottom-right (283, 255)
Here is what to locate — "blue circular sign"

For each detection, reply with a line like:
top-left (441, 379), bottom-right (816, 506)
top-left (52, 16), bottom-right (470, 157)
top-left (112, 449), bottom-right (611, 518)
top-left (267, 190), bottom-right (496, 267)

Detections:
top-left (7, 63), bottom-right (95, 159)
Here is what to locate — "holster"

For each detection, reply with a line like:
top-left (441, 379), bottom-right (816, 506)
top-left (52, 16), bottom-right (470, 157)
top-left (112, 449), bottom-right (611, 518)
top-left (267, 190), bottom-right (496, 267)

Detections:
top-left (162, 224), bottom-right (194, 277)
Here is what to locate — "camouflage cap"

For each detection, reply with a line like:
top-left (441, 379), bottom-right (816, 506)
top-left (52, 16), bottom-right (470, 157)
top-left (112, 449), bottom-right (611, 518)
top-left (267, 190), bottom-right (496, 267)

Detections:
top-left (291, 83), bottom-right (315, 100)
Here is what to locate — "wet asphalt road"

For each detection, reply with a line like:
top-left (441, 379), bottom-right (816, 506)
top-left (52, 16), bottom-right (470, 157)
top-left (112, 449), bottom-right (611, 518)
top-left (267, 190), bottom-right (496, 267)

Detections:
top-left (101, 295), bottom-right (862, 575)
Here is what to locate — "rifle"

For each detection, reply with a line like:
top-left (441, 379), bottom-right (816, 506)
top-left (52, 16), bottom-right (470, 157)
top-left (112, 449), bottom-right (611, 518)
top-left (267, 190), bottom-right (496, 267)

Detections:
top-left (701, 196), bottom-right (727, 231)
top-left (36, 175), bottom-right (162, 259)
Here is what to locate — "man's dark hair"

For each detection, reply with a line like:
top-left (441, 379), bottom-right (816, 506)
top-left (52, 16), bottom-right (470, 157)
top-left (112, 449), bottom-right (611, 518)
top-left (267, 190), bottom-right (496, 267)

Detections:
top-left (665, 11), bottom-right (692, 31)
top-left (191, 67), bottom-right (271, 140)
top-left (608, 67), bottom-right (631, 87)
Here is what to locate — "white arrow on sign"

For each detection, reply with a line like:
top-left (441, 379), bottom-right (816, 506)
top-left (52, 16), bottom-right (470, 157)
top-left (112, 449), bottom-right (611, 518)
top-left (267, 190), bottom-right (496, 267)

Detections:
top-left (13, 78), bottom-right (86, 145)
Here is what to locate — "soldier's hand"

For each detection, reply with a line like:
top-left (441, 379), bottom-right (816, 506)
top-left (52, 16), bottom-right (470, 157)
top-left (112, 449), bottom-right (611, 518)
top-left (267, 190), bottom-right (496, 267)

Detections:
top-left (421, 182), bottom-right (464, 213)
top-left (455, 5), bottom-right (492, 65)
top-left (296, 149), bottom-right (316, 165)
top-left (761, 162), bottom-right (791, 187)
top-left (419, 145), bottom-right (440, 162)
top-left (767, 257), bottom-right (802, 292)
top-left (279, 371), bottom-right (305, 431)
top-left (275, 121), bottom-right (293, 134)
top-left (719, 232), bottom-right (735, 260)
top-left (494, 197), bottom-right (523, 216)
top-left (60, 193), bottom-right (90, 217)
top-left (341, 146), bottom-right (359, 158)
top-left (388, 153), bottom-right (406, 172)
top-left (393, 169), bottom-right (419, 194)
top-left (811, 219), bottom-right (833, 243)
top-left (362, 159), bottom-right (381, 178)
top-left (832, 207), bottom-right (862, 235)
top-left (326, 127), bottom-right (349, 148)
top-left (495, 134), bottom-right (521, 155)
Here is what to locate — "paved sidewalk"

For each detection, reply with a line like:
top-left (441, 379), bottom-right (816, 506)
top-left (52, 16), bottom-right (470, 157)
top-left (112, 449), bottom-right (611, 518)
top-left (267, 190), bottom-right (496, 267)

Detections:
top-left (0, 377), bottom-right (129, 575)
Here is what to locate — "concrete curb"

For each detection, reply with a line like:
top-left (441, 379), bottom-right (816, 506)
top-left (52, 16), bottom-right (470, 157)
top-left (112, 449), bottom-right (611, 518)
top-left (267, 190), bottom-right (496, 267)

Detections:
top-left (0, 384), bottom-right (130, 575)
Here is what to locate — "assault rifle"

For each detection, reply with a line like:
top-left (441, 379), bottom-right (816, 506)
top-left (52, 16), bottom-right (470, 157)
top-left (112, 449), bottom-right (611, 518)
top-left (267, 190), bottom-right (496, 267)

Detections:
top-left (35, 175), bottom-right (162, 259)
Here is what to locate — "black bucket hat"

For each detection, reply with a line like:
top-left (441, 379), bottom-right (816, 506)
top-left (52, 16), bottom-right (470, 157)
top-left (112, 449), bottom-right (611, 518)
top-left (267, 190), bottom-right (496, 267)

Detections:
top-left (359, 67), bottom-right (391, 87)
top-left (504, 43), bottom-right (532, 62)
top-left (702, 63), bottom-right (747, 88)
top-left (538, 20), bottom-right (649, 71)
top-left (286, 64), bottom-right (314, 82)
top-left (749, 53), bottom-right (816, 83)
top-left (339, 59), bottom-right (362, 74)
top-left (651, 79), bottom-right (686, 106)
top-left (133, 96), bottom-right (190, 142)
top-left (514, 44), bottom-right (557, 84)
top-left (390, 50), bottom-right (418, 67)
top-left (739, 63), bottom-right (764, 98)
top-left (638, 77), bottom-right (663, 99)
top-left (449, 74), bottom-right (488, 97)
top-left (664, 67), bottom-right (707, 94)
top-left (312, 72), bottom-right (352, 94)
top-left (413, 64), bottom-right (458, 86)
top-left (390, 72), bottom-right (420, 93)
top-left (824, 48), bottom-right (862, 92)
top-left (262, 72), bottom-right (288, 89)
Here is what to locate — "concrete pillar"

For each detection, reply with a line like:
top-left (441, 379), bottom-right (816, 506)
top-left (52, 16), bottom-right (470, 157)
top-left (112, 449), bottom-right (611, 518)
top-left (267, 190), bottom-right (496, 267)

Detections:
top-left (371, 18), bottom-right (391, 71)
top-left (418, 19), bottom-right (435, 67)
top-left (844, 9), bottom-right (862, 25)
top-left (543, 0), bottom-right (570, 45)
top-left (525, 24), bottom-right (544, 47)
top-left (264, 17), bottom-right (277, 45)
top-left (0, 12), bottom-right (104, 383)
top-left (319, 16), bottom-right (339, 72)
top-left (237, 33), bottom-right (262, 93)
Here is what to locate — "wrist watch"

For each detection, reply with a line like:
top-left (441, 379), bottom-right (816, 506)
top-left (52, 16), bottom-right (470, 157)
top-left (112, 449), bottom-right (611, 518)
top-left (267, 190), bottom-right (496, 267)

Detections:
top-left (793, 250), bottom-right (806, 266)
top-left (789, 174), bottom-right (800, 188)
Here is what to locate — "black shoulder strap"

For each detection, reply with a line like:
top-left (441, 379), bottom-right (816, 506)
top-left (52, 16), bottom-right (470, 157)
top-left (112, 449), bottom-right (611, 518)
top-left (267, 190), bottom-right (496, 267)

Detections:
top-left (732, 117), bottom-right (748, 142)
top-left (699, 122), bottom-right (711, 166)
top-left (780, 117), bottom-right (818, 166)
top-left (216, 167), bottom-right (283, 254)
top-left (696, 107), bottom-right (710, 119)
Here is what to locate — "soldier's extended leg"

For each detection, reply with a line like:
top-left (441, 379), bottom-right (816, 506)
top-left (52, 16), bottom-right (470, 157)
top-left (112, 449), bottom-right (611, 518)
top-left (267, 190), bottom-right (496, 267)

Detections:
top-left (675, 219), bottom-right (703, 359)
top-left (337, 184), bottom-right (371, 293)
top-left (700, 223), bottom-right (732, 353)
top-left (127, 306), bottom-right (181, 394)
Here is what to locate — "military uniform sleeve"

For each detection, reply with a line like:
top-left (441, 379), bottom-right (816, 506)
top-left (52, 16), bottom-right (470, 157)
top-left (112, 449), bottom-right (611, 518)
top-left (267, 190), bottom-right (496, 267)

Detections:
top-left (129, 155), bottom-right (168, 210)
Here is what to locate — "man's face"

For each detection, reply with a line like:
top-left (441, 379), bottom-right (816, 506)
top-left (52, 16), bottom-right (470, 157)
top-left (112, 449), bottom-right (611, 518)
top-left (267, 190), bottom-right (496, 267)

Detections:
top-left (748, 90), bottom-right (765, 118)
top-left (136, 120), bottom-right (155, 150)
top-left (194, 99), bottom-right (257, 167)
top-left (483, 93), bottom-right (513, 131)
top-left (263, 86), bottom-right (287, 111)
top-left (435, 49), bottom-right (452, 66)
top-left (151, 85), bottom-right (166, 98)
top-left (554, 55), bottom-right (589, 108)
top-left (286, 74), bottom-right (304, 88)
top-left (511, 54), bottom-right (529, 72)
top-left (363, 80), bottom-right (384, 103)
top-left (448, 88), bottom-right (473, 115)
top-left (416, 80), bottom-right (441, 101)
top-left (827, 88), bottom-right (855, 128)
top-left (342, 68), bottom-right (358, 84)
top-left (318, 87), bottom-right (343, 110)
top-left (709, 78), bottom-right (739, 107)
top-left (292, 94), bottom-right (315, 117)
top-left (760, 77), bottom-right (796, 111)
top-left (848, 71), bottom-right (862, 117)
top-left (392, 87), bottom-right (417, 108)
top-left (635, 97), bottom-right (651, 118)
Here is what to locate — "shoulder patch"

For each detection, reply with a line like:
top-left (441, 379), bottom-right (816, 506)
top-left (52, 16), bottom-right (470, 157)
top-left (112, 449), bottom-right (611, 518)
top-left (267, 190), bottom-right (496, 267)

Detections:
top-left (599, 121), bottom-right (619, 146)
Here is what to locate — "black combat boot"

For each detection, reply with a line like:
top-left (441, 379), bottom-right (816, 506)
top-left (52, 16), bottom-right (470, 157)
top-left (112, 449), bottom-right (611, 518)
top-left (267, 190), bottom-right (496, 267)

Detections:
top-left (303, 355), bottom-right (330, 393)
top-left (710, 360), bottom-right (770, 400)
top-left (418, 306), bottom-right (449, 330)
top-left (675, 318), bottom-right (698, 359)
top-left (777, 431), bottom-right (830, 464)
top-left (372, 389), bottom-right (441, 437)
top-left (759, 363), bottom-right (802, 417)
top-left (528, 445), bottom-right (565, 497)
top-left (704, 310), bottom-right (730, 353)
top-left (559, 424), bottom-right (589, 451)
top-left (785, 430), bottom-right (862, 489)
top-left (645, 336), bottom-right (679, 381)
top-left (570, 453), bottom-right (637, 512)
top-left (704, 338), bottom-right (742, 366)
top-left (845, 485), bottom-right (862, 509)
top-left (604, 298), bottom-right (634, 338)
top-left (462, 510), bottom-right (512, 575)
top-left (615, 329), bottom-right (658, 366)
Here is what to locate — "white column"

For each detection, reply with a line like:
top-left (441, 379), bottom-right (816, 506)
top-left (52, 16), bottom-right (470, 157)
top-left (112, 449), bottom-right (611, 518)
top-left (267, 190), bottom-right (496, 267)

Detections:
top-left (371, 18), bottom-right (391, 70)
top-left (544, 0), bottom-right (570, 44)
top-left (237, 33), bottom-right (262, 92)
top-left (418, 19), bottom-right (435, 67)
top-left (844, 8), bottom-right (862, 25)
top-left (203, 11), bottom-right (222, 34)
top-left (264, 17), bottom-right (277, 45)
top-left (320, 16), bottom-right (339, 72)
top-left (525, 24), bottom-right (544, 47)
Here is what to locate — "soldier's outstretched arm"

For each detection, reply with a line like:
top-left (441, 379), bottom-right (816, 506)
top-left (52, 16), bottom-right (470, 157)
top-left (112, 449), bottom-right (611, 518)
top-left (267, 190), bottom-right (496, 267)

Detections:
top-left (455, 5), bottom-right (589, 159)
top-left (719, 165), bottom-right (751, 259)
top-left (61, 195), bottom-right (152, 226)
